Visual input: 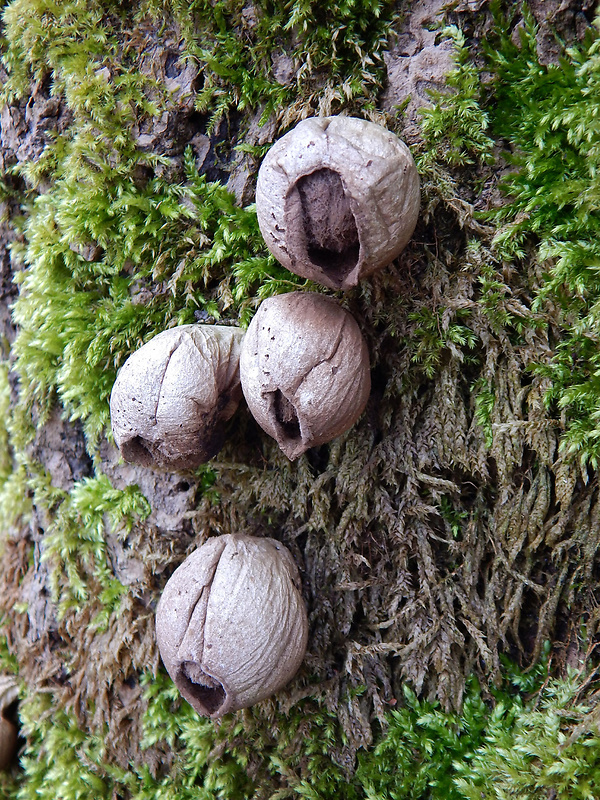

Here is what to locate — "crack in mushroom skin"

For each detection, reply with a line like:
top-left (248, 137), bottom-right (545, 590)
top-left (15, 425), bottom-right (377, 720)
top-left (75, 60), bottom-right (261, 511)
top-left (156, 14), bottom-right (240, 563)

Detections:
top-left (240, 292), bottom-right (371, 460)
top-left (178, 662), bottom-right (227, 717)
top-left (156, 535), bottom-right (308, 718)
top-left (269, 389), bottom-right (302, 442)
top-left (119, 435), bottom-right (155, 467)
top-left (0, 719), bottom-right (17, 772)
top-left (110, 324), bottom-right (244, 470)
top-left (256, 116), bottom-right (420, 291)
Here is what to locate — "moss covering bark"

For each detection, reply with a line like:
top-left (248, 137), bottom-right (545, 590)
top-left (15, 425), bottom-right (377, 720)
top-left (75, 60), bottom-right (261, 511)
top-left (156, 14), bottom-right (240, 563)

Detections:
top-left (1, 0), bottom-right (600, 797)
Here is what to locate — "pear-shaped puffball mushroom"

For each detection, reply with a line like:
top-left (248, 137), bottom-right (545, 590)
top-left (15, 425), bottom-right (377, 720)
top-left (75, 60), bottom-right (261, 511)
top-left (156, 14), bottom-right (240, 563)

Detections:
top-left (110, 324), bottom-right (243, 470)
top-left (240, 292), bottom-right (370, 460)
top-left (256, 116), bottom-right (420, 291)
top-left (156, 534), bottom-right (308, 718)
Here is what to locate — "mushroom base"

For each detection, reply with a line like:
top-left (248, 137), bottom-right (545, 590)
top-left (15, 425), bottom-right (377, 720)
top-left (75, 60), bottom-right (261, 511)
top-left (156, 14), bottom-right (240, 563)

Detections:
top-left (118, 420), bottom-right (228, 471)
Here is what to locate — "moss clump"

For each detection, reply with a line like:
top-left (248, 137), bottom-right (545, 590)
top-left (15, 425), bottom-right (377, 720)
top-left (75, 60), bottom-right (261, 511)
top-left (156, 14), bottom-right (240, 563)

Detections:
top-left (152, 0), bottom-right (396, 125)
top-left (482, 6), bottom-right (600, 468)
top-left (2, 0), bottom-right (600, 798)
top-left (12, 151), bottom-right (290, 448)
top-left (12, 652), bottom-right (600, 800)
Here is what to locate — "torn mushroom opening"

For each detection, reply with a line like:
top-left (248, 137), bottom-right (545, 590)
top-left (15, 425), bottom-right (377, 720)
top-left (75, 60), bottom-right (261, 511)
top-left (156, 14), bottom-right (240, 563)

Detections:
top-left (286, 168), bottom-right (360, 286)
top-left (120, 435), bottom-right (155, 467)
top-left (269, 389), bottom-right (301, 443)
top-left (178, 661), bottom-right (227, 717)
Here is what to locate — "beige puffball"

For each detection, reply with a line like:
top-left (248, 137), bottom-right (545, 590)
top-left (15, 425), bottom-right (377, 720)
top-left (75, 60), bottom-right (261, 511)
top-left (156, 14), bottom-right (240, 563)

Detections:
top-left (110, 324), bottom-right (244, 470)
top-left (156, 534), bottom-right (308, 718)
top-left (240, 292), bottom-right (371, 460)
top-left (256, 116), bottom-right (420, 291)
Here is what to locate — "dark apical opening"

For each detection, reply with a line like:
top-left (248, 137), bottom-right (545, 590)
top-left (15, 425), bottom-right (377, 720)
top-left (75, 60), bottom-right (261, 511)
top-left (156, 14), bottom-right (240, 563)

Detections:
top-left (164, 51), bottom-right (182, 79)
top-left (194, 413), bottom-right (227, 464)
top-left (179, 661), bottom-right (226, 716)
top-left (295, 168), bottom-right (360, 283)
top-left (121, 436), bottom-right (155, 467)
top-left (270, 390), bottom-right (301, 441)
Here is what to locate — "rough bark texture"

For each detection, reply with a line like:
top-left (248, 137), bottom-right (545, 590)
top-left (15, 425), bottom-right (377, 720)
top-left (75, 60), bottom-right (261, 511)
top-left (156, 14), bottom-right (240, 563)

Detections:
top-left (0, 0), bottom-right (599, 797)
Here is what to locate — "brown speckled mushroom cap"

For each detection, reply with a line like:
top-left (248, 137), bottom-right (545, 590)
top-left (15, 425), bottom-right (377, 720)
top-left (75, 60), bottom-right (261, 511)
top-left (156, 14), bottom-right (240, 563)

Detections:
top-left (156, 534), bottom-right (308, 718)
top-left (256, 116), bottom-right (420, 291)
top-left (239, 292), bottom-right (371, 459)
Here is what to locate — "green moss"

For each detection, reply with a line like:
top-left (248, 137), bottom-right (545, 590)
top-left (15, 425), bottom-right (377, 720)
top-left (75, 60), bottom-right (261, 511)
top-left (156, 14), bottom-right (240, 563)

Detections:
top-left (482, 8), bottom-right (600, 466)
top-left (11, 150), bottom-right (295, 448)
top-left (405, 306), bottom-right (479, 380)
top-left (454, 673), bottom-right (600, 799)
top-left (29, 468), bottom-right (151, 618)
top-left (418, 25), bottom-right (495, 168)
top-left (3, 0), bottom-right (600, 798)
top-left (14, 651), bottom-right (600, 800)
top-left (148, 0), bottom-right (396, 125)
top-left (17, 693), bottom-right (113, 800)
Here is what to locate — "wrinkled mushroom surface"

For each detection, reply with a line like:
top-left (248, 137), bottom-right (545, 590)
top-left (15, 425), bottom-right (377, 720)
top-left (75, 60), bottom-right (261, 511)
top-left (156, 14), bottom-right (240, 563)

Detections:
top-left (240, 292), bottom-right (371, 459)
top-left (256, 115), bottom-right (420, 290)
top-left (156, 534), bottom-right (308, 718)
top-left (110, 324), bottom-right (244, 470)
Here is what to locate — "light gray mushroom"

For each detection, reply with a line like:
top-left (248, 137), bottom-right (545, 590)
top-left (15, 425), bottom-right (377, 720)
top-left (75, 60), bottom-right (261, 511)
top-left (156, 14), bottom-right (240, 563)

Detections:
top-left (256, 115), bottom-right (420, 291)
top-left (156, 534), bottom-right (308, 718)
top-left (110, 324), bottom-right (244, 470)
top-left (0, 675), bottom-right (18, 771)
top-left (240, 292), bottom-right (371, 460)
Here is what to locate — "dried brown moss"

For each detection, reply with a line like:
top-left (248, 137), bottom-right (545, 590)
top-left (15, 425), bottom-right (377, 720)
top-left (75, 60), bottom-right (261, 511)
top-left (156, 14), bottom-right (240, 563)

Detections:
top-left (1, 175), bottom-right (597, 767)
top-left (173, 197), bottom-right (599, 746)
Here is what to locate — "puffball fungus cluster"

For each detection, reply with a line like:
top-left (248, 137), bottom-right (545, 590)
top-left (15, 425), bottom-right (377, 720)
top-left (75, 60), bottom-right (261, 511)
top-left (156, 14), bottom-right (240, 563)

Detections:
top-left (109, 116), bottom-right (420, 718)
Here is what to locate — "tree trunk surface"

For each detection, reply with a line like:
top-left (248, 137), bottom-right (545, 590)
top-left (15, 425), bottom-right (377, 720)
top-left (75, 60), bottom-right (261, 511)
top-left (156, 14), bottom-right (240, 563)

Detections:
top-left (0, 0), bottom-right (598, 797)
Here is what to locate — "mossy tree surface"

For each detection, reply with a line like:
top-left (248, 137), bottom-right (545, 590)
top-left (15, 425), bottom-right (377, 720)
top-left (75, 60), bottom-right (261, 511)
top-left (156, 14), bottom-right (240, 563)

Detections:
top-left (1, 0), bottom-right (600, 797)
